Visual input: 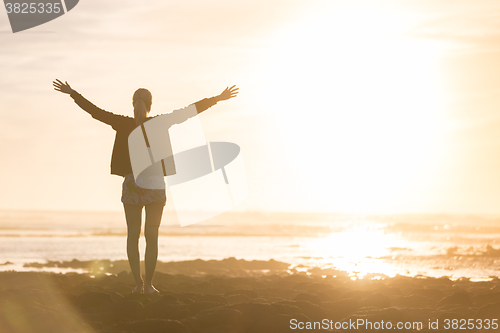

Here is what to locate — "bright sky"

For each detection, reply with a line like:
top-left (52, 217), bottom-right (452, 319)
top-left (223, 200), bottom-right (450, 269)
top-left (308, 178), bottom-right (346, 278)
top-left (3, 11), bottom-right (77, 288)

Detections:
top-left (1, 0), bottom-right (500, 214)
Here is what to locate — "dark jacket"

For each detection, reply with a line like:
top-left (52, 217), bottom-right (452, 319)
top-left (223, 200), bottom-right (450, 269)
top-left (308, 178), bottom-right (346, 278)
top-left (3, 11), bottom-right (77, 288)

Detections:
top-left (70, 90), bottom-right (218, 177)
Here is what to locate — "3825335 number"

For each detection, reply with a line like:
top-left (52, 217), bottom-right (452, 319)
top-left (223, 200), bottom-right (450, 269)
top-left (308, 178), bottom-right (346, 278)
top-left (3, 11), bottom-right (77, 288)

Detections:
top-left (5, 3), bottom-right (62, 14)
top-left (443, 319), bottom-right (498, 330)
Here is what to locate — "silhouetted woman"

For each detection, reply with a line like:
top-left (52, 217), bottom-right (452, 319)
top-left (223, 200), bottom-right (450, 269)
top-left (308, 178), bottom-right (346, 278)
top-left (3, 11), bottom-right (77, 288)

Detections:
top-left (53, 79), bottom-right (238, 294)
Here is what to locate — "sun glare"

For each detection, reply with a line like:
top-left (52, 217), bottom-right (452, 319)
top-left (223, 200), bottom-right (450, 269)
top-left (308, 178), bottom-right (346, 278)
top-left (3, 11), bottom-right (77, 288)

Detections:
top-left (261, 5), bottom-right (446, 213)
top-left (306, 224), bottom-right (407, 278)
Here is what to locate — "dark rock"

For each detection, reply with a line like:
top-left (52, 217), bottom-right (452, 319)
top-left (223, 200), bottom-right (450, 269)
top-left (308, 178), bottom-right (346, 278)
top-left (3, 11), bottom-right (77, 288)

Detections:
top-left (257, 313), bottom-right (313, 333)
top-left (392, 294), bottom-right (429, 307)
top-left (274, 301), bottom-right (326, 322)
top-left (188, 301), bottom-right (225, 315)
top-left (293, 293), bottom-right (322, 304)
top-left (195, 307), bottom-right (243, 328)
top-left (360, 292), bottom-right (391, 308)
top-left (373, 285), bottom-right (402, 297)
top-left (475, 302), bottom-right (500, 319)
top-left (229, 302), bottom-right (279, 325)
top-left (159, 294), bottom-right (180, 303)
top-left (179, 317), bottom-right (200, 332)
top-left (113, 319), bottom-right (188, 333)
top-left (271, 303), bottom-right (302, 315)
top-left (291, 281), bottom-right (313, 291)
top-left (117, 270), bottom-right (129, 281)
top-left (473, 292), bottom-right (500, 306)
top-left (178, 297), bottom-right (195, 305)
top-left (437, 292), bottom-right (472, 308)
top-left (369, 307), bottom-right (406, 323)
top-left (170, 309), bottom-right (192, 320)
top-left (224, 289), bottom-right (258, 299)
top-left (74, 291), bottom-right (115, 310)
top-left (175, 292), bottom-right (200, 304)
top-left (322, 298), bottom-right (360, 316)
top-left (124, 292), bottom-right (146, 302)
top-left (111, 300), bottom-right (144, 319)
top-left (339, 290), bottom-right (373, 300)
top-left (144, 300), bottom-right (188, 319)
top-left (413, 288), bottom-right (445, 300)
top-left (107, 291), bottom-right (125, 303)
top-left (437, 311), bottom-right (466, 327)
top-left (198, 294), bottom-right (229, 304)
top-left (307, 282), bottom-right (333, 291)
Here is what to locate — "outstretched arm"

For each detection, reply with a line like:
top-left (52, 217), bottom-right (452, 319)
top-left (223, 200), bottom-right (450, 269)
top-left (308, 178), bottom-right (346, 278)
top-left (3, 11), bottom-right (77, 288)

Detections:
top-left (53, 79), bottom-right (74, 94)
top-left (53, 79), bottom-right (126, 129)
top-left (194, 85), bottom-right (239, 114)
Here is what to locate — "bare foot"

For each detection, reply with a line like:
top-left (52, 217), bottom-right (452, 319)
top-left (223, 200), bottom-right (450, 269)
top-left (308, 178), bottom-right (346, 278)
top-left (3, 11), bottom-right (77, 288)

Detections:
top-left (144, 285), bottom-right (160, 295)
top-left (132, 281), bottom-right (144, 294)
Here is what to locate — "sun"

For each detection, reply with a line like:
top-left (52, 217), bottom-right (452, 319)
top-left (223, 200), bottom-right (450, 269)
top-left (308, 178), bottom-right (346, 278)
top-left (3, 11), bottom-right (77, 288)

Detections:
top-left (259, 4), bottom-right (446, 213)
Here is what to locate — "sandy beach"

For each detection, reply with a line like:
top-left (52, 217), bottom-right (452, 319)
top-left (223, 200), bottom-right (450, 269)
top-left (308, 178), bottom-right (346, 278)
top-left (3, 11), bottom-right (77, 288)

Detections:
top-left (1, 258), bottom-right (499, 333)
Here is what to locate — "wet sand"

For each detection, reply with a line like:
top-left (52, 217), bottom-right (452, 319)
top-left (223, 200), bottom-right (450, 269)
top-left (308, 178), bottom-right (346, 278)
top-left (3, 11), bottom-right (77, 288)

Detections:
top-left (1, 258), bottom-right (500, 332)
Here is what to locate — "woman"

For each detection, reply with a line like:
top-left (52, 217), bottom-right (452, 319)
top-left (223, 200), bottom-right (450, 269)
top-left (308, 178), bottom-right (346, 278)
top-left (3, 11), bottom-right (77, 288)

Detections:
top-left (53, 79), bottom-right (238, 294)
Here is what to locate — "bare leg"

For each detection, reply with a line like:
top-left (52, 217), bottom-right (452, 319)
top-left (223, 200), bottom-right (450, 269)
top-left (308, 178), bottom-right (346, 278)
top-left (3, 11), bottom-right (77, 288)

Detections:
top-left (144, 202), bottom-right (164, 294)
top-left (123, 203), bottom-right (144, 293)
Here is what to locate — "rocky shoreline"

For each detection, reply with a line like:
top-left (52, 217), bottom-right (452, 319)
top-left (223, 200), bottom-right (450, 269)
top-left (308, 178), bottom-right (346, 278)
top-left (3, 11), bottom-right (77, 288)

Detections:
top-left (1, 259), bottom-right (500, 332)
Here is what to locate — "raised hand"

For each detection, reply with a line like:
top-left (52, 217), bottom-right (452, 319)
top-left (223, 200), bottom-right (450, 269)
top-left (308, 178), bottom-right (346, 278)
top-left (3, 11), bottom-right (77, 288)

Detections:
top-left (218, 85), bottom-right (239, 101)
top-left (53, 79), bottom-right (73, 94)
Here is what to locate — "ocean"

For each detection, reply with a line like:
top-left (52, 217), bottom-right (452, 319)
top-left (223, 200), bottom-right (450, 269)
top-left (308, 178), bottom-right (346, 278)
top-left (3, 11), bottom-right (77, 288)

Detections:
top-left (0, 210), bottom-right (499, 280)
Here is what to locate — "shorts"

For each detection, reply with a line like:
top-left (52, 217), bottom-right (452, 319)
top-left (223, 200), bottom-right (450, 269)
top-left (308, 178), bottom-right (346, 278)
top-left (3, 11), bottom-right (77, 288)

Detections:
top-left (121, 173), bottom-right (166, 207)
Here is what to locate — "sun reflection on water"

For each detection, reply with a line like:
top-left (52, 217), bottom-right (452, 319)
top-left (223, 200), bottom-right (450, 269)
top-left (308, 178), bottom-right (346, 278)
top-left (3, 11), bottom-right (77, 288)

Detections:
top-left (303, 224), bottom-right (411, 278)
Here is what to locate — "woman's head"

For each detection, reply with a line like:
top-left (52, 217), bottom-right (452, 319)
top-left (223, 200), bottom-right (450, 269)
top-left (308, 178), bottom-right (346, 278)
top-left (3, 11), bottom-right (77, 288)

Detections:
top-left (132, 88), bottom-right (152, 125)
